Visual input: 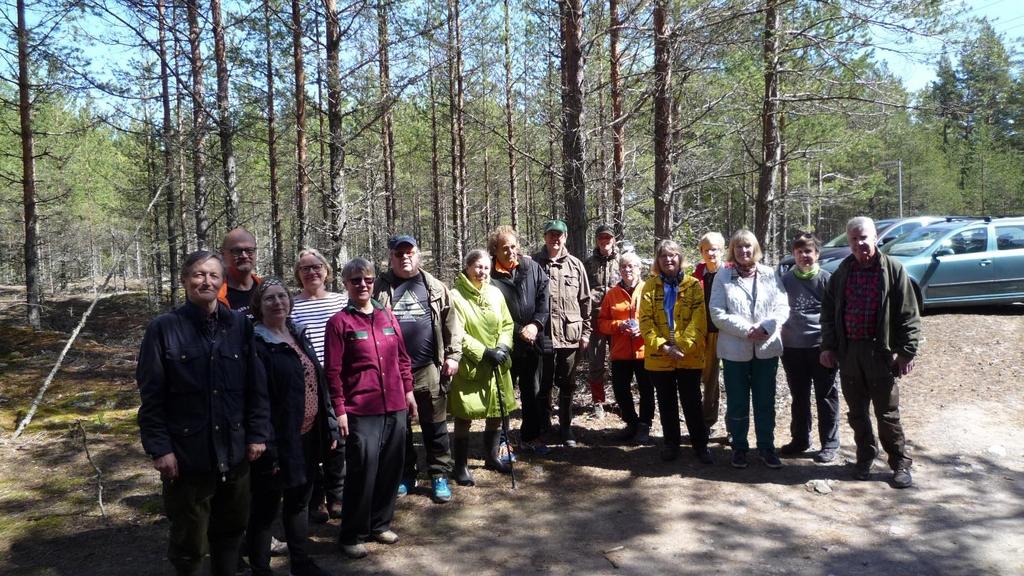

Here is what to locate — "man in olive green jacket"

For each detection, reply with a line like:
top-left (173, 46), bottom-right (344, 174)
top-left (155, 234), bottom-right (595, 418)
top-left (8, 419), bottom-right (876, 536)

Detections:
top-left (373, 235), bottom-right (464, 503)
top-left (533, 220), bottom-right (592, 447)
top-left (820, 217), bottom-right (921, 489)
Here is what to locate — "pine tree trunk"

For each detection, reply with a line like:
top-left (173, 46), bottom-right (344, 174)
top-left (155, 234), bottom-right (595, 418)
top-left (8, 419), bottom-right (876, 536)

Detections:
top-left (756, 0), bottom-right (781, 247)
top-left (211, 0), bottom-right (238, 230)
top-left (652, 0), bottom-right (672, 241)
top-left (608, 0), bottom-right (625, 238)
top-left (18, 0), bottom-right (40, 329)
top-left (503, 0), bottom-right (518, 230)
top-left (325, 0), bottom-right (347, 288)
top-left (559, 0), bottom-right (587, 254)
top-left (377, 0), bottom-right (397, 235)
top-left (187, 0), bottom-right (209, 249)
top-left (447, 0), bottom-right (465, 266)
top-left (157, 0), bottom-right (178, 304)
top-left (292, 0), bottom-right (309, 250)
top-left (266, 0), bottom-right (284, 277)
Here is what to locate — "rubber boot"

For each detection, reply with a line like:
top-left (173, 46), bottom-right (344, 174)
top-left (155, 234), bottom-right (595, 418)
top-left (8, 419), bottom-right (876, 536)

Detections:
top-left (452, 436), bottom-right (475, 486)
top-left (483, 429), bottom-right (512, 474)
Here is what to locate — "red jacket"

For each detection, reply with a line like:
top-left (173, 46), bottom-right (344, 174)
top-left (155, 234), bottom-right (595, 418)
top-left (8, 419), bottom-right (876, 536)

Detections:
top-left (596, 281), bottom-right (645, 361)
top-left (323, 300), bottom-right (413, 417)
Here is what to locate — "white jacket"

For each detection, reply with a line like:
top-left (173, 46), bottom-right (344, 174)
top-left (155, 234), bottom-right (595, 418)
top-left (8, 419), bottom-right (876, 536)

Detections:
top-left (709, 264), bottom-right (789, 361)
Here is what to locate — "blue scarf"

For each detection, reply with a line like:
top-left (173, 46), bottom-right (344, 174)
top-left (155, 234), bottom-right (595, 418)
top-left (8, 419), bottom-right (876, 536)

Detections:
top-left (661, 273), bottom-right (682, 332)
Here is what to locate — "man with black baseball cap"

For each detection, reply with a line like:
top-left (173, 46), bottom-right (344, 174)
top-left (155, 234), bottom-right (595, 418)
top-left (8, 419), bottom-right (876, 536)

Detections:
top-left (583, 224), bottom-right (621, 419)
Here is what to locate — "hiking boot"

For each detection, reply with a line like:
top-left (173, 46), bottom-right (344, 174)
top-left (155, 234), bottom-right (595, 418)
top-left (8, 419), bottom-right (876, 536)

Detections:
top-left (731, 449), bottom-right (749, 469)
top-left (779, 442), bottom-right (810, 456)
top-left (695, 447), bottom-right (715, 464)
top-left (853, 460), bottom-right (873, 480)
top-left (760, 448), bottom-right (783, 469)
top-left (560, 427), bottom-right (577, 448)
top-left (521, 440), bottom-right (551, 455)
top-left (270, 537), bottom-right (288, 556)
top-left (372, 530), bottom-right (399, 545)
top-left (308, 502), bottom-right (329, 524)
top-left (452, 436), bottom-right (475, 486)
top-left (892, 468), bottom-right (913, 489)
top-left (660, 444), bottom-right (680, 461)
top-left (484, 429), bottom-right (513, 473)
top-left (339, 542), bottom-right (368, 559)
top-left (614, 424), bottom-right (637, 441)
top-left (632, 422), bottom-right (652, 445)
top-left (396, 477), bottom-right (415, 498)
top-left (815, 448), bottom-right (837, 463)
top-left (431, 476), bottom-right (452, 503)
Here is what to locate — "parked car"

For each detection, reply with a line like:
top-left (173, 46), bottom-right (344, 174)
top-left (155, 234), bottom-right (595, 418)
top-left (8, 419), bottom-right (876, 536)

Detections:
top-left (880, 217), bottom-right (1024, 310)
top-left (777, 216), bottom-right (946, 274)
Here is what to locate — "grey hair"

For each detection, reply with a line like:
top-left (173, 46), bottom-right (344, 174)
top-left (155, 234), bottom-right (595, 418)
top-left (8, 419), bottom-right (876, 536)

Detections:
top-left (846, 216), bottom-right (876, 234)
top-left (463, 248), bottom-right (491, 270)
top-left (341, 257), bottom-right (375, 280)
top-left (618, 251), bottom-right (642, 267)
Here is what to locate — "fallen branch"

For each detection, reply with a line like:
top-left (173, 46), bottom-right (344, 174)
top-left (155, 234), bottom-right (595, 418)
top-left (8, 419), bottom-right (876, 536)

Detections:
top-left (9, 179), bottom-right (167, 440)
top-left (75, 420), bottom-right (107, 520)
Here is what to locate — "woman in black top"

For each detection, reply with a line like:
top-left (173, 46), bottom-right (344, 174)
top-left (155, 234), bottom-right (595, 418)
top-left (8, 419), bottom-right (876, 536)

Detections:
top-left (246, 277), bottom-right (340, 576)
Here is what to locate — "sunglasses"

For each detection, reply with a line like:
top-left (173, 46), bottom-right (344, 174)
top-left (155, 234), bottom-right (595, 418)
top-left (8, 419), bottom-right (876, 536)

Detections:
top-left (347, 276), bottom-right (375, 285)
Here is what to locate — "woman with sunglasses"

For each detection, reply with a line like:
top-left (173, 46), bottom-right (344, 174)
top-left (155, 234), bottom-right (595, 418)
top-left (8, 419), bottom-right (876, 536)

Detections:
top-left (324, 258), bottom-right (418, 559)
top-left (290, 248), bottom-right (348, 522)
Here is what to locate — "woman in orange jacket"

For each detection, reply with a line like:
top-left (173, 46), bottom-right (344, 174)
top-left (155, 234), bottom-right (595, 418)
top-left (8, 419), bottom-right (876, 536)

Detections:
top-left (597, 252), bottom-right (653, 445)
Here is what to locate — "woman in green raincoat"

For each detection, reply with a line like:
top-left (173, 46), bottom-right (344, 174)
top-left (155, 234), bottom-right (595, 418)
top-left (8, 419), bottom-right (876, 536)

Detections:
top-left (449, 248), bottom-right (517, 486)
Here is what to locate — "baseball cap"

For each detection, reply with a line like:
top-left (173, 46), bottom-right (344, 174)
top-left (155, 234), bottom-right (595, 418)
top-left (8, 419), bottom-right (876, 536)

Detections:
top-left (543, 220), bottom-right (568, 234)
top-left (387, 235), bottom-right (418, 250)
top-left (595, 223), bottom-right (615, 237)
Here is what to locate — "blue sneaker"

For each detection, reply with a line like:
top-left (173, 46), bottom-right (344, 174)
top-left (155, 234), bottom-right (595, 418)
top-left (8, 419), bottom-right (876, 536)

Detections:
top-left (431, 476), bottom-right (452, 503)
top-left (397, 477), bottom-right (415, 498)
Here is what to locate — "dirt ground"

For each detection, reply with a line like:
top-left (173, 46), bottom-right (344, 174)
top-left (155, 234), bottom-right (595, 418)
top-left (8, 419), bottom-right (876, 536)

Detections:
top-left (0, 290), bottom-right (1021, 576)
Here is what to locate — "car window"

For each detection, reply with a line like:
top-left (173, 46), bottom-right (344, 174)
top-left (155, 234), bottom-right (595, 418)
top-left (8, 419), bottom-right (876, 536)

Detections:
top-left (823, 231), bottom-right (848, 248)
top-left (943, 228), bottom-right (988, 255)
top-left (884, 227), bottom-right (947, 257)
top-left (995, 226), bottom-right (1024, 251)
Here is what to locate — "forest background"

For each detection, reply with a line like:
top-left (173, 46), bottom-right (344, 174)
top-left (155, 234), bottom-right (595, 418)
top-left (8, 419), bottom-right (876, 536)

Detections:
top-left (4, 0), bottom-right (1024, 327)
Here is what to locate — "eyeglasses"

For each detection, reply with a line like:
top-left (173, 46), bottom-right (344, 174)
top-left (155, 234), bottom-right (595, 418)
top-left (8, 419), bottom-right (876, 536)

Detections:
top-left (229, 247), bottom-right (257, 257)
top-left (347, 276), bottom-right (375, 285)
top-left (299, 264), bottom-right (324, 274)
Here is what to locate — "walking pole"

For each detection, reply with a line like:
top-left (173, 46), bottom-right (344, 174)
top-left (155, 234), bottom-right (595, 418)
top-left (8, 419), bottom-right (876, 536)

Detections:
top-left (493, 366), bottom-right (517, 490)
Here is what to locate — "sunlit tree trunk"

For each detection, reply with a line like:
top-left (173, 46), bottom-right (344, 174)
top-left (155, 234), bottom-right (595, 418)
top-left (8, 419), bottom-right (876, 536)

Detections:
top-left (377, 0), bottom-right (396, 235)
top-left (186, 0), bottom-right (209, 249)
top-left (503, 0), bottom-right (518, 230)
top-left (157, 0), bottom-right (178, 304)
top-left (756, 0), bottom-right (781, 247)
top-left (292, 0), bottom-right (309, 249)
top-left (325, 0), bottom-right (347, 288)
top-left (211, 0), bottom-right (238, 229)
top-left (608, 0), bottom-right (625, 238)
top-left (266, 0), bottom-right (284, 277)
top-left (17, 0), bottom-right (40, 329)
top-left (559, 0), bottom-right (586, 253)
top-left (652, 0), bottom-right (672, 241)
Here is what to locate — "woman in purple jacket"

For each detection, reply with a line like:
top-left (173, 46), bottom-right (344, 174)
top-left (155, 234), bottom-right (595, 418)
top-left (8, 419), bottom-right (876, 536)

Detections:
top-left (324, 258), bottom-right (418, 559)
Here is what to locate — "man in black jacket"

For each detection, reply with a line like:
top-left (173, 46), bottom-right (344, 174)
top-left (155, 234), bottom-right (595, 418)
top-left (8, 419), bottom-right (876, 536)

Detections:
top-left (137, 250), bottom-right (271, 576)
top-left (488, 225), bottom-right (551, 454)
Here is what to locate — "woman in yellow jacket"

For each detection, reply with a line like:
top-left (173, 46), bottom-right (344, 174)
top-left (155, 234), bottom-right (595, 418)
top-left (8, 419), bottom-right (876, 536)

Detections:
top-left (639, 239), bottom-right (714, 464)
top-left (449, 249), bottom-right (517, 486)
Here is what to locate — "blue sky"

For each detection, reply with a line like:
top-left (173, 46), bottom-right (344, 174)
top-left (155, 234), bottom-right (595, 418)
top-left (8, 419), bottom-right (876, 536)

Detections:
top-left (880, 0), bottom-right (1024, 93)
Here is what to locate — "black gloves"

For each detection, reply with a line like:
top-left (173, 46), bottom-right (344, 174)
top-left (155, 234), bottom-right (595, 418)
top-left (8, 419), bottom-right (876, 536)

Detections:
top-left (482, 347), bottom-right (509, 367)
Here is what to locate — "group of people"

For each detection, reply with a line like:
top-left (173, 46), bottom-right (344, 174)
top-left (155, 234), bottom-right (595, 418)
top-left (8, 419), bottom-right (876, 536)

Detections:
top-left (137, 216), bottom-right (921, 575)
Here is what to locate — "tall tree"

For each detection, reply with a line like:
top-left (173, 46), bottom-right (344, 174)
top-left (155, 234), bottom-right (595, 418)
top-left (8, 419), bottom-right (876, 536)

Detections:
top-left (16, 0), bottom-right (40, 329)
top-left (559, 0), bottom-right (587, 253)
top-left (652, 0), bottom-right (672, 241)
top-left (377, 0), bottom-right (396, 234)
top-left (186, 0), bottom-right (209, 249)
top-left (292, 0), bottom-right (309, 249)
top-left (210, 0), bottom-right (239, 229)
top-left (755, 0), bottom-right (781, 248)
top-left (265, 0), bottom-right (284, 277)
top-left (157, 0), bottom-right (179, 303)
top-left (503, 0), bottom-right (518, 230)
top-left (324, 0), bottom-right (347, 285)
top-left (607, 0), bottom-right (625, 237)
top-left (447, 0), bottom-right (466, 264)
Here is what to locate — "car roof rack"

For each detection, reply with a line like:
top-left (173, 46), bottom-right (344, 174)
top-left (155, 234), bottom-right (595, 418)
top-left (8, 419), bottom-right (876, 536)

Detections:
top-left (944, 216), bottom-right (990, 223)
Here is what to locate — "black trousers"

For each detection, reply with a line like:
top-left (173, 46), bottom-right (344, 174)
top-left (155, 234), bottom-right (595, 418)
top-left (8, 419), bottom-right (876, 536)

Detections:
top-left (247, 433), bottom-right (317, 574)
top-left (781, 346), bottom-right (840, 450)
top-left (610, 359), bottom-right (654, 427)
top-left (309, 440), bottom-right (345, 510)
top-left (651, 368), bottom-right (709, 450)
top-left (163, 463), bottom-right (250, 576)
top-left (512, 350), bottom-right (544, 442)
top-left (839, 340), bottom-right (912, 470)
top-left (540, 348), bottom-right (580, 429)
top-left (339, 411), bottom-right (407, 545)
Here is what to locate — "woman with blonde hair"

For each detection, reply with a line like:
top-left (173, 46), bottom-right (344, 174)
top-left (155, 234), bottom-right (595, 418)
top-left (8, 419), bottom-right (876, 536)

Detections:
top-left (709, 230), bottom-right (789, 470)
top-left (639, 239), bottom-right (713, 463)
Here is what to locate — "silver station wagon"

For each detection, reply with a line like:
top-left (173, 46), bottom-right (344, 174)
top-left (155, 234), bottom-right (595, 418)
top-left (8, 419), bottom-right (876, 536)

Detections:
top-left (880, 217), bottom-right (1024, 309)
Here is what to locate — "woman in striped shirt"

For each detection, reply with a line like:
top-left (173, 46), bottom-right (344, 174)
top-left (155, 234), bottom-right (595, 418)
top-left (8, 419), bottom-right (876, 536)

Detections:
top-left (289, 247), bottom-right (348, 522)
